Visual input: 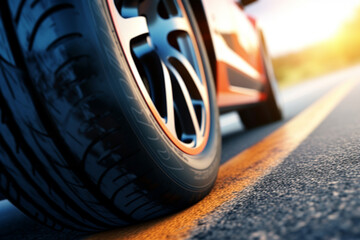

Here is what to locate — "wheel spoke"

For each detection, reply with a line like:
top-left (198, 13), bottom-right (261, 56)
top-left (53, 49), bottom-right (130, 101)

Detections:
top-left (161, 16), bottom-right (192, 35)
top-left (122, 17), bottom-right (149, 41)
top-left (175, 32), bottom-right (200, 77)
top-left (162, 62), bottom-right (176, 136)
top-left (170, 52), bottom-right (206, 95)
top-left (109, 2), bottom-right (149, 56)
top-left (192, 99), bottom-right (206, 136)
top-left (168, 66), bottom-right (201, 143)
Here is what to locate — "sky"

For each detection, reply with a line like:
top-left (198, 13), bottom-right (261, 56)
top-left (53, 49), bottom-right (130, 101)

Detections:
top-left (245, 0), bottom-right (360, 56)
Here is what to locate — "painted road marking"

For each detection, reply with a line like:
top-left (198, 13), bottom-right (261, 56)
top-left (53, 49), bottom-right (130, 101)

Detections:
top-left (88, 78), bottom-right (359, 240)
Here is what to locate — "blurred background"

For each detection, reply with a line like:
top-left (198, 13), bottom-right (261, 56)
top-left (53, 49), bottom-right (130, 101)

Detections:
top-left (246, 0), bottom-right (360, 88)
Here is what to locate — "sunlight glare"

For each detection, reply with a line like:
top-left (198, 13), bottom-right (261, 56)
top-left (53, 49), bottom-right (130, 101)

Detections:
top-left (247, 0), bottom-right (360, 56)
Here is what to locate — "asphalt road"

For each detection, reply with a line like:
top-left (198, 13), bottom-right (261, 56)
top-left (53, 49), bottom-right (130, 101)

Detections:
top-left (1, 65), bottom-right (360, 239)
top-left (190, 69), bottom-right (360, 240)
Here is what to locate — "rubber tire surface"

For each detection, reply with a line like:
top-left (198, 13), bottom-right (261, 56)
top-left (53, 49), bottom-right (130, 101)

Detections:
top-left (238, 33), bottom-right (282, 129)
top-left (238, 87), bottom-right (282, 129)
top-left (0, 0), bottom-right (220, 231)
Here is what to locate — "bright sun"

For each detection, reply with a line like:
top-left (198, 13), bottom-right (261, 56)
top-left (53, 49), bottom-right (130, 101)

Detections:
top-left (246, 0), bottom-right (360, 56)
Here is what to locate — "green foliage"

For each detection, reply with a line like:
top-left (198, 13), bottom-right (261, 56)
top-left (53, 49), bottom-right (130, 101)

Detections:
top-left (272, 8), bottom-right (360, 88)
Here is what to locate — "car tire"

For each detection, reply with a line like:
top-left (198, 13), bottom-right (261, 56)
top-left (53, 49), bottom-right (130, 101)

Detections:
top-left (238, 85), bottom-right (282, 129)
top-left (0, 0), bottom-right (220, 231)
top-left (238, 31), bottom-right (282, 129)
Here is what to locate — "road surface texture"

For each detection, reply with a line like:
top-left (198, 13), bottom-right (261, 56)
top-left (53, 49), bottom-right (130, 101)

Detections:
top-left (1, 65), bottom-right (360, 239)
top-left (189, 74), bottom-right (360, 239)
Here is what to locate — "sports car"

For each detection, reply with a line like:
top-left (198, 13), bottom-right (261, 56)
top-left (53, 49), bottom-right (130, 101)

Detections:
top-left (0, 0), bottom-right (281, 231)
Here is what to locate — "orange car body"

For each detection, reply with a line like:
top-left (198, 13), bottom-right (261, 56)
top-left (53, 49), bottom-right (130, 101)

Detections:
top-left (200, 0), bottom-right (268, 111)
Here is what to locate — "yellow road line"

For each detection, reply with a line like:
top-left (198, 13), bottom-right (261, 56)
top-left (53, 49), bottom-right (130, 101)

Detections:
top-left (88, 78), bottom-right (358, 240)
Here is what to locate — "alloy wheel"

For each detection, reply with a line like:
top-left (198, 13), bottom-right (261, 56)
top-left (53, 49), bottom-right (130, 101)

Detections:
top-left (107, 0), bottom-right (211, 154)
